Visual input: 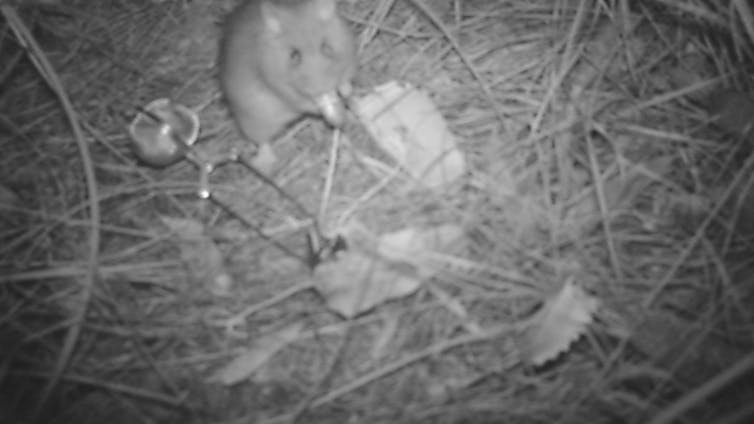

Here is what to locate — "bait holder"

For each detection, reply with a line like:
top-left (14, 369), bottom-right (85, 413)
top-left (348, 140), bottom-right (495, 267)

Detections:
top-left (128, 98), bottom-right (346, 270)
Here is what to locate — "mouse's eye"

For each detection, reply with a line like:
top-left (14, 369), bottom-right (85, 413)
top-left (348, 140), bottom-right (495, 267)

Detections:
top-left (321, 41), bottom-right (334, 58)
top-left (289, 48), bottom-right (302, 66)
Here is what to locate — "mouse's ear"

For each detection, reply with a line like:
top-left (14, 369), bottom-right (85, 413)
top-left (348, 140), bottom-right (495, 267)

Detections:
top-left (260, 1), bottom-right (283, 34)
top-left (312, 0), bottom-right (337, 21)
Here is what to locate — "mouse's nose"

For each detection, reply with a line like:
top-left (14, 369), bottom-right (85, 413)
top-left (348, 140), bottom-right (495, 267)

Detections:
top-left (316, 91), bottom-right (347, 128)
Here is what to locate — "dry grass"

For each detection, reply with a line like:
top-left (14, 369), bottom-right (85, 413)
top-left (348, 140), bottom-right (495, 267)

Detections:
top-left (2, 0), bottom-right (754, 423)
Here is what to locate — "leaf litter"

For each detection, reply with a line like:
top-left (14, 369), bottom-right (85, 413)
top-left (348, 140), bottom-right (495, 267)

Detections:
top-left (4, 1), bottom-right (754, 423)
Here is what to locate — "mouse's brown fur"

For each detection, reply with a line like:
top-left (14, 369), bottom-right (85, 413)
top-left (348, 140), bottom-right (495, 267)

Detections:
top-left (219, 0), bottom-right (357, 167)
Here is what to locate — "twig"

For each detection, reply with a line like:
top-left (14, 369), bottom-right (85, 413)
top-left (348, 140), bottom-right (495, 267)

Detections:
top-left (406, 0), bottom-right (507, 125)
top-left (319, 128), bottom-right (341, 226)
top-left (288, 313), bottom-right (354, 423)
top-left (1, 5), bottom-right (101, 420)
top-left (309, 324), bottom-right (515, 407)
top-left (643, 148), bottom-right (754, 308)
top-left (647, 352), bottom-right (754, 424)
top-left (586, 130), bottom-right (622, 282)
top-left (13, 370), bottom-right (186, 409)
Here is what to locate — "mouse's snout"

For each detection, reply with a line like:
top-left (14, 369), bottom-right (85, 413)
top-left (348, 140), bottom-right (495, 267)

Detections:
top-left (315, 91), bottom-right (347, 128)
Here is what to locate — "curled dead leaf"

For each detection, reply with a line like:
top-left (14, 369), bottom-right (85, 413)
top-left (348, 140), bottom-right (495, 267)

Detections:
top-left (520, 279), bottom-right (599, 365)
top-left (207, 322), bottom-right (303, 386)
top-left (313, 224), bottom-right (464, 318)
top-left (353, 81), bottom-right (467, 189)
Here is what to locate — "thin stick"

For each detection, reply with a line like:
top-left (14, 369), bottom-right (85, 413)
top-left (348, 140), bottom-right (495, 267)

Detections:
top-left (1, 6), bottom-right (102, 419)
top-left (208, 193), bottom-right (310, 266)
top-left (309, 324), bottom-right (515, 407)
top-left (406, 0), bottom-right (507, 124)
top-left (205, 282), bottom-right (314, 332)
top-left (319, 129), bottom-right (341, 226)
top-left (288, 308), bottom-right (353, 423)
top-left (647, 352), bottom-right (754, 424)
top-left (14, 371), bottom-right (186, 409)
top-left (586, 131), bottom-right (622, 282)
top-left (643, 149), bottom-right (754, 308)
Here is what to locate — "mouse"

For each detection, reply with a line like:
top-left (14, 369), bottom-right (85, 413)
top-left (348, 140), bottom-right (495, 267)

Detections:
top-left (219, 0), bottom-right (357, 171)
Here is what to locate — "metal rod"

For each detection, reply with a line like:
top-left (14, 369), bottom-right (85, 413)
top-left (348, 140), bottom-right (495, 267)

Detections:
top-left (231, 150), bottom-right (326, 241)
top-left (206, 192), bottom-right (310, 267)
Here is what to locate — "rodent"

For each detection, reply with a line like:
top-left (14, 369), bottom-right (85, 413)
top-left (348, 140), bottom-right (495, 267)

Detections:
top-left (218, 0), bottom-right (357, 170)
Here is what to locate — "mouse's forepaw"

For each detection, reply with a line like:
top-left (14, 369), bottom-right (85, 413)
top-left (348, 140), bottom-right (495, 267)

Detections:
top-left (338, 81), bottom-right (353, 98)
top-left (252, 143), bottom-right (278, 174)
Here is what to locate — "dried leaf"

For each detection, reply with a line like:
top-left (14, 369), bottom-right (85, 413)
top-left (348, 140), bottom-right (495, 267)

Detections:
top-left (520, 280), bottom-right (599, 365)
top-left (313, 249), bottom-right (422, 318)
top-left (377, 225), bottom-right (464, 277)
top-left (207, 322), bottom-right (303, 386)
top-left (313, 225), bottom-right (463, 318)
top-left (353, 81), bottom-right (466, 189)
top-left (160, 216), bottom-right (233, 295)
